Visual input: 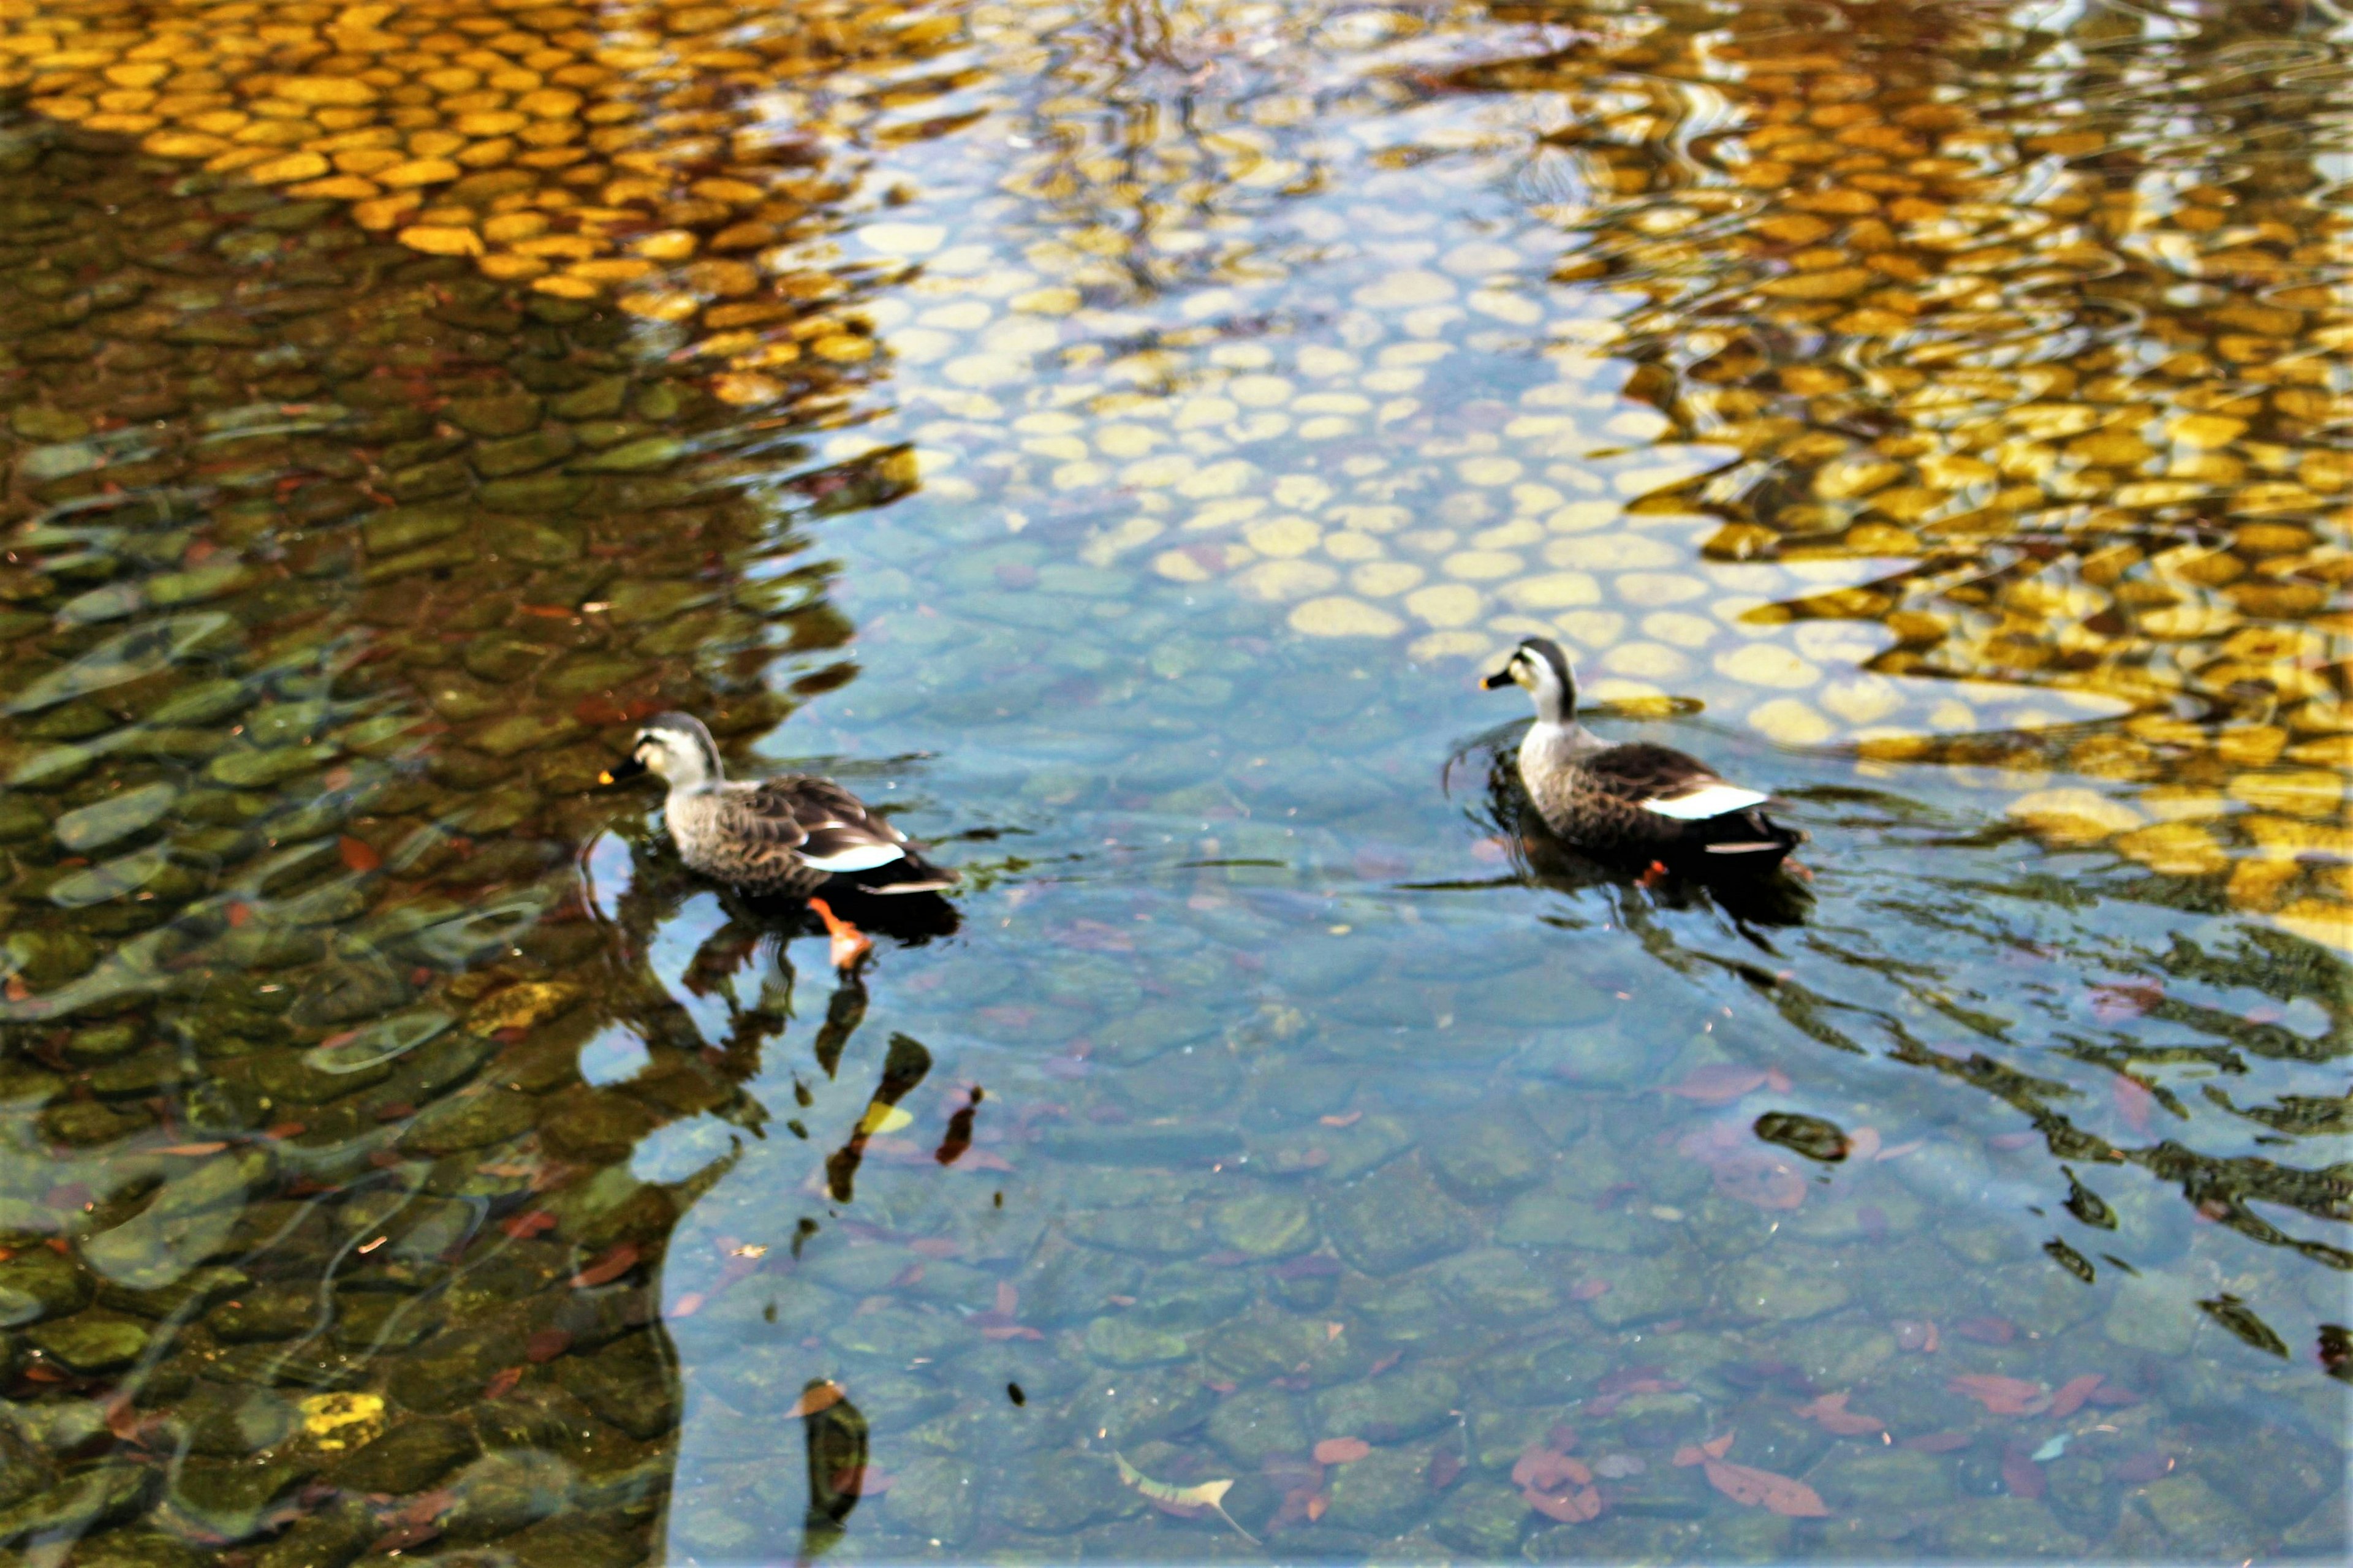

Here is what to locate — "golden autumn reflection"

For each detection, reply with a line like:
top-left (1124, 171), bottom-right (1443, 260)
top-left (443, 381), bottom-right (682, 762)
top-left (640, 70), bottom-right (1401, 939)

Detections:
top-left (2, 0), bottom-right (2351, 1563)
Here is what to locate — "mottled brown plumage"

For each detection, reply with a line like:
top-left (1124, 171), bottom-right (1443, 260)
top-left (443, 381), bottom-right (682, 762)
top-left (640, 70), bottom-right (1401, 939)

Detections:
top-left (1483, 639), bottom-right (1803, 865)
top-left (604, 713), bottom-right (954, 898)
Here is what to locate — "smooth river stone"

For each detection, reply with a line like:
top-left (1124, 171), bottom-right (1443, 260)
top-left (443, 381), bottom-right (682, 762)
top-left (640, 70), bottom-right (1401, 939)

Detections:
top-left (1316, 1155), bottom-right (1476, 1276)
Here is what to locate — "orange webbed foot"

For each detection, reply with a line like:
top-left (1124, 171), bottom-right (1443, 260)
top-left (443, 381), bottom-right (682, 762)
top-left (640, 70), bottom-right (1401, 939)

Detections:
top-left (807, 896), bottom-right (873, 971)
top-left (1637, 860), bottom-right (1670, 889)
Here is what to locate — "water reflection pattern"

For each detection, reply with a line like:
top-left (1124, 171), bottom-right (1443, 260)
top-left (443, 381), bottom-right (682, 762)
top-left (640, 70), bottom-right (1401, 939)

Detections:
top-left (0, 0), bottom-right (2347, 1564)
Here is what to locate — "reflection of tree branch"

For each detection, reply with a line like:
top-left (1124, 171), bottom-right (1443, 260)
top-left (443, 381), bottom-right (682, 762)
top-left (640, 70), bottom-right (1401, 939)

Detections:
top-left (825, 1031), bottom-right (933, 1203)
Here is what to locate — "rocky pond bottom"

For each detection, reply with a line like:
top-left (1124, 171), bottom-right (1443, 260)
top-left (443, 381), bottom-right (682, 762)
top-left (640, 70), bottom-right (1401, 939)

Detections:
top-left (1, 0), bottom-right (2350, 1563)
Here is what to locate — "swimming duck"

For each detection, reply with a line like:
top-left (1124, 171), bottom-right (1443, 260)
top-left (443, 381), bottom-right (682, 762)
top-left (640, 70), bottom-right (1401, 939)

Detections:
top-left (1483, 637), bottom-right (1802, 867)
top-left (601, 713), bottom-right (954, 964)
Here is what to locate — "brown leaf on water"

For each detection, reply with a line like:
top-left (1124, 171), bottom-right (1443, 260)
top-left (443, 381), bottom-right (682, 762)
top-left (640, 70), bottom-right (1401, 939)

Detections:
top-left (570, 1242), bottom-right (640, 1288)
top-left (1427, 1452), bottom-right (1464, 1490)
top-left (2001, 1447), bottom-right (2047, 1499)
top-left (482, 1366), bottom-right (523, 1400)
top-left (1314, 1437), bottom-right (1371, 1464)
top-left (2048, 1373), bottom-right (2102, 1417)
top-left (1703, 1458), bottom-right (1830, 1517)
top-left (1948, 1373), bottom-right (2048, 1415)
top-left (1523, 1482), bottom-right (1602, 1523)
top-left (1673, 1431), bottom-right (1737, 1466)
top-left (1794, 1392), bottom-right (1886, 1436)
top-left (1512, 1447), bottom-right (1592, 1490)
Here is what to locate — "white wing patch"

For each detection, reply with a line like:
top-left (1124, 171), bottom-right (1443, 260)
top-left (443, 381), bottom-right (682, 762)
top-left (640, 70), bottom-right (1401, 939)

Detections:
top-left (800, 843), bottom-right (906, 873)
top-left (1642, 782), bottom-right (1769, 820)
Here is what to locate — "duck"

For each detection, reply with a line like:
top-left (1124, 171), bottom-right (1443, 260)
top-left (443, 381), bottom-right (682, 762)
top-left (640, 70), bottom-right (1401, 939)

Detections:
top-left (1483, 637), bottom-right (1802, 868)
top-left (601, 712), bottom-right (954, 965)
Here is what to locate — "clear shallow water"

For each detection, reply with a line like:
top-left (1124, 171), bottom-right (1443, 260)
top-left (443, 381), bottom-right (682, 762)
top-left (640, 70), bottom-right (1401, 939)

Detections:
top-left (0, 0), bottom-right (2347, 1564)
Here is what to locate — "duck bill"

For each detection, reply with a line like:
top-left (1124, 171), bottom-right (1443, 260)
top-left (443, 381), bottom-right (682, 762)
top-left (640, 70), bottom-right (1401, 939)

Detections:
top-left (599, 756), bottom-right (648, 786)
top-left (1480, 669), bottom-right (1515, 690)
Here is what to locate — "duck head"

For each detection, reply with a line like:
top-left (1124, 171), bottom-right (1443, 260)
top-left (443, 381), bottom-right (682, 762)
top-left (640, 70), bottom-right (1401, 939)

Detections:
top-left (600, 711), bottom-right (726, 790)
top-left (1482, 637), bottom-right (1577, 724)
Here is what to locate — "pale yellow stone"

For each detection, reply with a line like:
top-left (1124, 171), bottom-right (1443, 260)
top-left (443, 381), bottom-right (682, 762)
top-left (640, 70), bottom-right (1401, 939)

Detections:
top-left (1330, 505), bottom-right (1409, 534)
top-left (1442, 550), bottom-right (1521, 581)
top-left (1021, 434), bottom-right (1089, 463)
top-left (2008, 789), bottom-right (2145, 844)
top-left (1179, 461), bottom-right (1256, 499)
top-left (1245, 517), bottom-right (1321, 558)
top-left (2114, 822), bottom-right (2229, 876)
top-left (632, 230), bottom-right (697, 260)
top-left (1352, 562), bottom-right (1425, 597)
top-left (1614, 464), bottom-right (1708, 499)
top-left (1642, 612), bottom-right (1717, 650)
top-left (1154, 549), bottom-right (1214, 583)
top-left (862, 221), bottom-right (945, 256)
top-left (1460, 456), bottom-right (1522, 487)
top-left (2227, 770), bottom-right (2345, 818)
top-left (1819, 677), bottom-right (1904, 726)
top-left (1362, 368), bottom-right (1424, 395)
top-left (1292, 597), bottom-right (1403, 638)
top-left (1545, 501), bottom-right (1620, 533)
top-left (920, 300), bottom-right (992, 330)
top-left (1555, 610), bottom-right (1626, 648)
top-left (1354, 270), bottom-right (1455, 309)
top-left (1175, 395), bottom-right (1240, 430)
top-left (1324, 532), bottom-right (1383, 562)
top-left (1545, 534), bottom-right (1678, 570)
top-left (1181, 498), bottom-right (1264, 533)
top-left (1298, 346), bottom-right (1360, 376)
top-left (1240, 559), bottom-right (1339, 601)
top-left (1716, 645), bottom-right (1821, 690)
top-left (1230, 374), bottom-right (1292, 407)
top-left (1469, 289), bottom-right (1543, 325)
top-left (1500, 573), bottom-right (1599, 611)
top-left (1406, 583), bottom-right (1482, 628)
top-left (1748, 699), bottom-right (1836, 747)
top-left (944, 354), bottom-right (1026, 388)
top-left (1095, 425), bottom-right (1159, 460)
top-left (1474, 520), bottom-right (1544, 550)
top-left (1441, 240), bottom-right (1521, 275)
top-left (1121, 455), bottom-right (1194, 491)
top-left (1604, 642), bottom-right (1687, 680)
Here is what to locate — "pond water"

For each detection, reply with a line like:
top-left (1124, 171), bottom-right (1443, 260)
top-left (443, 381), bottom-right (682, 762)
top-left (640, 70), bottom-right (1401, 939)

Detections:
top-left (0, 0), bottom-right (2348, 1563)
